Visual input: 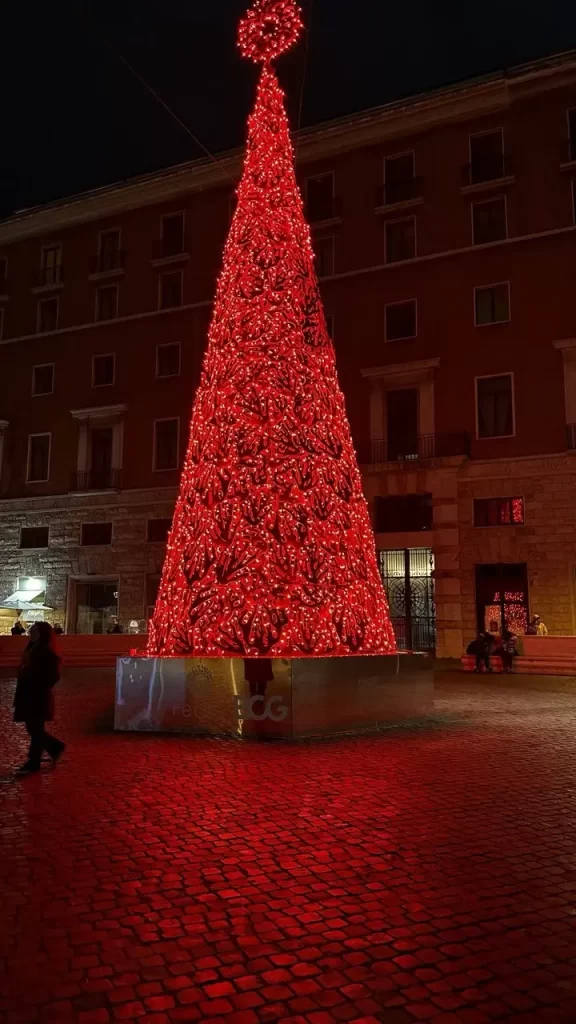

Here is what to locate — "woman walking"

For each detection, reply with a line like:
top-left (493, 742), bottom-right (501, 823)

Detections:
top-left (13, 622), bottom-right (65, 774)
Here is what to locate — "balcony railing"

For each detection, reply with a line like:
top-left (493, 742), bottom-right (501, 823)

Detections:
top-left (91, 250), bottom-right (126, 274)
top-left (461, 153), bottom-right (511, 187)
top-left (567, 424), bottom-right (576, 450)
top-left (376, 177), bottom-right (423, 207)
top-left (358, 432), bottom-right (470, 464)
top-left (152, 236), bottom-right (189, 260)
top-left (71, 469), bottom-right (122, 492)
top-left (305, 195), bottom-right (343, 223)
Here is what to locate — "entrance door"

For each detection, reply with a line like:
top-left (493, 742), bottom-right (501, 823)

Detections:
top-left (386, 388), bottom-right (419, 461)
top-left (75, 581), bottom-right (118, 634)
top-left (379, 548), bottom-right (435, 651)
top-left (475, 563), bottom-right (529, 636)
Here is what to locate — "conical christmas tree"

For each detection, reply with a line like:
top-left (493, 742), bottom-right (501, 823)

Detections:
top-left (148, 0), bottom-right (396, 658)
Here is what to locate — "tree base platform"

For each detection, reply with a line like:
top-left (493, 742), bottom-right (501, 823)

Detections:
top-left (115, 654), bottom-right (433, 739)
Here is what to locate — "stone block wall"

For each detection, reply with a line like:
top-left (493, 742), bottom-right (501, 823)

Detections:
top-left (0, 488), bottom-right (177, 633)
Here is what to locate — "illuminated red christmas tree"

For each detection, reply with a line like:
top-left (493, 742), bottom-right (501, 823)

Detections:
top-left (148, 0), bottom-right (396, 658)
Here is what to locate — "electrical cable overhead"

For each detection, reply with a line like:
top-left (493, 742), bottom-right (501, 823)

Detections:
top-left (101, 35), bottom-right (239, 185)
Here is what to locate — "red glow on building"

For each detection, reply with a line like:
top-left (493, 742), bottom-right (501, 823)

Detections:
top-left (147, 0), bottom-right (395, 658)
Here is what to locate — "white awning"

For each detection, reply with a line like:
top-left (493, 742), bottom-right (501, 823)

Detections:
top-left (1, 589), bottom-right (51, 610)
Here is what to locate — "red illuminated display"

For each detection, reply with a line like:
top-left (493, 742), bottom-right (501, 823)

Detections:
top-left (147, 0), bottom-right (396, 658)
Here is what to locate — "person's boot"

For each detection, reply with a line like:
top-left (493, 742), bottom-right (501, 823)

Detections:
top-left (16, 761), bottom-right (41, 774)
top-left (51, 741), bottom-right (66, 764)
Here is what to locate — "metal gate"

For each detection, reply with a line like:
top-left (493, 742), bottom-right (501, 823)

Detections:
top-left (379, 548), bottom-right (436, 652)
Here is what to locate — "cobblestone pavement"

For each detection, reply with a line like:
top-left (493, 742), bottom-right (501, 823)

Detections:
top-left (2, 670), bottom-right (576, 1024)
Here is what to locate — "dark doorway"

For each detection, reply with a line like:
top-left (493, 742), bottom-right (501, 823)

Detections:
top-left (475, 563), bottom-right (529, 636)
top-left (379, 548), bottom-right (435, 651)
top-left (386, 388), bottom-right (419, 461)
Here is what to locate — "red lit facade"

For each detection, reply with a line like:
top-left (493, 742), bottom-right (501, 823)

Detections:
top-left (1, 51), bottom-right (576, 654)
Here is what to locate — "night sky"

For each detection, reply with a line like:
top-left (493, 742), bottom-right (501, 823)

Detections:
top-left (2, 0), bottom-right (576, 218)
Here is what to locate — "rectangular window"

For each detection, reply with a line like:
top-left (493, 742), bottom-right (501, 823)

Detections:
top-left (154, 418), bottom-right (179, 471)
top-left (161, 213), bottom-right (185, 257)
top-left (37, 297), bottom-right (59, 333)
top-left (98, 229), bottom-right (122, 272)
top-left (156, 342), bottom-right (181, 378)
top-left (385, 300), bottom-right (417, 341)
top-left (95, 283), bottom-right (118, 321)
top-left (147, 518), bottom-right (172, 543)
top-left (27, 434), bottom-right (51, 483)
top-left (159, 270), bottom-right (183, 310)
top-left (81, 522), bottom-right (113, 546)
top-left (474, 497), bottom-right (524, 527)
top-left (385, 218), bottom-right (416, 263)
top-left (472, 196), bottom-right (507, 245)
top-left (20, 526), bottom-right (49, 549)
top-left (569, 109), bottom-right (576, 162)
top-left (475, 283), bottom-right (510, 325)
top-left (469, 130), bottom-right (504, 184)
top-left (386, 387), bottom-right (419, 460)
top-left (384, 152), bottom-right (417, 205)
top-left (476, 374), bottom-right (514, 438)
top-left (92, 353), bottom-right (115, 387)
top-left (375, 494), bottom-right (433, 533)
top-left (314, 235), bottom-right (335, 278)
top-left (0, 256), bottom-right (7, 287)
top-left (32, 364), bottom-right (54, 396)
top-left (305, 174), bottom-right (335, 223)
top-left (41, 244), bottom-right (62, 286)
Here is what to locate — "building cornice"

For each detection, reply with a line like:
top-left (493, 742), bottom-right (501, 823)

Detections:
top-left (1, 51), bottom-right (575, 244)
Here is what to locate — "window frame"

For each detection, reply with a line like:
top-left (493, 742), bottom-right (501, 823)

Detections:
top-left (95, 282), bottom-right (119, 322)
top-left (92, 352), bottom-right (116, 389)
top-left (158, 269), bottom-right (184, 311)
top-left (314, 234), bottom-right (335, 278)
top-left (305, 171), bottom-right (335, 222)
top-left (471, 195), bottom-right (508, 246)
top-left (384, 298), bottom-right (418, 342)
top-left (146, 517), bottom-right (173, 543)
top-left (567, 108), bottom-right (576, 159)
top-left (473, 281), bottom-right (511, 327)
top-left (26, 432), bottom-right (52, 484)
top-left (32, 362), bottom-right (55, 397)
top-left (40, 242), bottom-right (63, 284)
top-left (160, 211), bottom-right (186, 253)
top-left (384, 215), bottom-right (417, 264)
top-left (475, 371), bottom-right (516, 440)
top-left (36, 295), bottom-right (59, 334)
top-left (468, 127), bottom-right (505, 178)
top-left (19, 525), bottom-right (50, 549)
top-left (97, 227), bottom-right (122, 261)
top-left (153, 417), bottom-right (180, 472)
top-left (156, 341), bottom-right (182, 379)
top-left (80, 522), bottom-right (113, 547)
top-left (473, 496), bottom-right (525, 528)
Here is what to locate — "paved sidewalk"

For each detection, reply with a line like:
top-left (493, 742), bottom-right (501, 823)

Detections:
top-left (1, 670), bottom-right (576, 1024)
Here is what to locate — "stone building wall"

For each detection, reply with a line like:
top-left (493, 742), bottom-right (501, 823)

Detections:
top-left (458, 454), bottom-right (576, 645)
top-left (0, 487), bottom-right (177, 633)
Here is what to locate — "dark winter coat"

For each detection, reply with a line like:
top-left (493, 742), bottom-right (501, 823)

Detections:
top-left (13, 645), bottom-right (61, 722)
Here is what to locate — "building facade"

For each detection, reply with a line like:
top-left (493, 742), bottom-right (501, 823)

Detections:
top-left (1, 52), bottom-right (576, 654)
